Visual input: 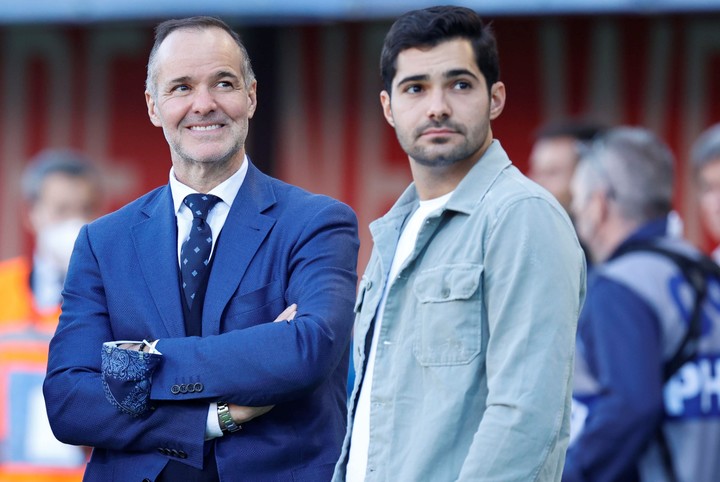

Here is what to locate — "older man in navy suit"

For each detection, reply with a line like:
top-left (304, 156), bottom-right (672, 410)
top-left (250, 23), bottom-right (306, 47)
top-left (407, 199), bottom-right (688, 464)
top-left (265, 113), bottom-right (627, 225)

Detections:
top-left (43, 16), bottom-right (359, 482)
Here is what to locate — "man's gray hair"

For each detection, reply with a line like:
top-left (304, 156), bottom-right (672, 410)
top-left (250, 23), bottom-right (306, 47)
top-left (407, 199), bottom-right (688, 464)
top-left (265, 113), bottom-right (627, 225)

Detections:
top-left (691, 123), bottom-right (720, 172)
top-left (577, 127), bottom-right (674, 223)
top-left (145, 16), bottom-right (256, 99)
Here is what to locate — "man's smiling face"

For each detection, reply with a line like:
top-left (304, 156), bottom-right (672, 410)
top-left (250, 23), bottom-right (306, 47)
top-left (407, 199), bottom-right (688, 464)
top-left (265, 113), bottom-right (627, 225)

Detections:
top-left (145, 26), bottom-right (257, 172)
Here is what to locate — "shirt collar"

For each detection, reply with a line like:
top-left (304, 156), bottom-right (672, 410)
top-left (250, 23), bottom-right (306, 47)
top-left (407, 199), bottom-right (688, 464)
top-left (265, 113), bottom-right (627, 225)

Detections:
top-left (169, 156), bottom-right (249, 214)
top-left (444, 140), bottom-right (511, 214)
top-left (384, 140), bottom-right (510, 219)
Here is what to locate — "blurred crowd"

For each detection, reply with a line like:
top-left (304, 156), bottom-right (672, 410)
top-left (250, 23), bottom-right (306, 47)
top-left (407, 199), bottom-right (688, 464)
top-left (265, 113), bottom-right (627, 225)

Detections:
top-left (529, 120), bottom-right (720, 481)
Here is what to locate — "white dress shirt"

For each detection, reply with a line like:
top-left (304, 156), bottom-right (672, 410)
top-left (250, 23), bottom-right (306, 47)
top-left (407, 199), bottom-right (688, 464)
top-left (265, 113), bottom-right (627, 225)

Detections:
top-left (169, 157), bottom-right (249, 439)
top-left (170, 159), bottom-right (248, 266)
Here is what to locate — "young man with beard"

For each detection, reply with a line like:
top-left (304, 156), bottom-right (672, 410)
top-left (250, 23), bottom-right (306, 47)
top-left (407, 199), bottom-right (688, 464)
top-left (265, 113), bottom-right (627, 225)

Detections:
top-left (334, 6), bottom-right (586, 481)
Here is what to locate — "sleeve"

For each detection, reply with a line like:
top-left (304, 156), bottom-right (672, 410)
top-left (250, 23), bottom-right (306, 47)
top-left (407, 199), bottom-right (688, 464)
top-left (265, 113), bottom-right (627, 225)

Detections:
top-left (457, 197), bottom-right (586, 481)
top-left (562, 277), bottom-right (664, 482)
top-left (147, 201), bottom-right (359, 406)
top-left (44, 224), bottom-right (211, 469)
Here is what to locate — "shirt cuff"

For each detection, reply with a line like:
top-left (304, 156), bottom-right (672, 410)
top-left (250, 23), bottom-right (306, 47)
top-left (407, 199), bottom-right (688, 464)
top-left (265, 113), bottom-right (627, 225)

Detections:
top-left (106, 340), bottom-right (162, 355)
top-left (146, 339), bottom-right (161, 354)
top-left (205, 402), bottom-right (224, 440)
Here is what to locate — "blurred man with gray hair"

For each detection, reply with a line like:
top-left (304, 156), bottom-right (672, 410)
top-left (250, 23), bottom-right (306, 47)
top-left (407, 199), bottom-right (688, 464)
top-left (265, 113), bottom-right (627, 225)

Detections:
top-left (565, 127), bottom-right (720, 482)
top-left (692, 123), bottom-right (720, 263)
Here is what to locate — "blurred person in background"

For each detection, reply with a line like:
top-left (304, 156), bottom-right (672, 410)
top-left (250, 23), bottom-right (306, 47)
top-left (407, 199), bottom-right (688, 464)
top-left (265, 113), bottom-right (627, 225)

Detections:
top-left (529, 120), bottom-right (606, 268)
top-left (691, 123), bottom-right (720, 263)
top-left (564, 126), bottom-right (720, 482)
top-left (529, 119), bottom-right (605, 214)
top-left (0, 149), bottom-right (102, 481)
top-left (0, 150), bottom-right (101, 330)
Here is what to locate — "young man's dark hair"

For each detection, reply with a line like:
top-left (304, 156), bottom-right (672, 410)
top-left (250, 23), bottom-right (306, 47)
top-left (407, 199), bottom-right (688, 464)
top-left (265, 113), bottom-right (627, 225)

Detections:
top-left (379, 5), bottom-right (499, 94)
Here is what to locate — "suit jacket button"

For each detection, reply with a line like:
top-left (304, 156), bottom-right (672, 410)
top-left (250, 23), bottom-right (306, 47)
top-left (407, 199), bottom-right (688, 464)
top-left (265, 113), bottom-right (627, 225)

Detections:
top-left (187, 384), bottom-right (195, 393)
top-left (193, 383), bottom-right (203, 393)
top-left (143, 479), bottom-right (151, 482)
top-left (179, 451), bottom-right (188, 459)
top-left (171, 385), bottom-right (180, 395)
top-left (171, 449), bottom-right (180, 457)
top-left (179, 384), bottom-right (188, 394)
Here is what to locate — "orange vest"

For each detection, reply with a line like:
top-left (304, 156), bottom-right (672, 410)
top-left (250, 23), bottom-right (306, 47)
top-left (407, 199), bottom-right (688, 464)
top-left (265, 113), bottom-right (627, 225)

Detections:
top-left (0, 257), bottom-right (60, 333)
top-left (0, 257), bottom-right (86, 481)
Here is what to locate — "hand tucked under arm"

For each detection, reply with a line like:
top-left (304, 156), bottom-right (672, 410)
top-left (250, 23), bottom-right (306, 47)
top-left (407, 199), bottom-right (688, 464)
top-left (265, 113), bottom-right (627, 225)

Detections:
top-left (273, 303), bottom-right (297, 323)
top-left (228, 404), bottom-right (274, 424)
top-left (205, 304), bottom-right (297, 438)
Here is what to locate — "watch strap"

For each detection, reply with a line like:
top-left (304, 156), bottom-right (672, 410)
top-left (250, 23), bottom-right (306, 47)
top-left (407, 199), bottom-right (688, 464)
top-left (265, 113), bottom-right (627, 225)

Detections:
top-left (217, 402), bottom-right (242, 433)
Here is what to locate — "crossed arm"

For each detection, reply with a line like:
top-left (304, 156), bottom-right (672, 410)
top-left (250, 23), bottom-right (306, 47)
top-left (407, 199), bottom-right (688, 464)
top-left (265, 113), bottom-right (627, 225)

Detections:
top-left (116, 304), bottom-right (300, 427)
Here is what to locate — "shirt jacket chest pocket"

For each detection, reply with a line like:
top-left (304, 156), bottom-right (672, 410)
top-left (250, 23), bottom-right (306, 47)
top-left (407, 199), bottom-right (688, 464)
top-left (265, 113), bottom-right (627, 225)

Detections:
top-left (412, 263), bottom-right (483, 366)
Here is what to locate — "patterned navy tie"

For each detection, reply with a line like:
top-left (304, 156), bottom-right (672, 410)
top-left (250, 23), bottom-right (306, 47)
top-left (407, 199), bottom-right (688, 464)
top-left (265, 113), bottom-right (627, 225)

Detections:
top-left (180, 193), bottom-right (221, 309)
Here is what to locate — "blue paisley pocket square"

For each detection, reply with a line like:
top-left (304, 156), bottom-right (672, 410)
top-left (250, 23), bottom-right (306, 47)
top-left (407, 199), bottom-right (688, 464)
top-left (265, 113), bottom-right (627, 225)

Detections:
top-left (101, 341), bottom-right (162, 416)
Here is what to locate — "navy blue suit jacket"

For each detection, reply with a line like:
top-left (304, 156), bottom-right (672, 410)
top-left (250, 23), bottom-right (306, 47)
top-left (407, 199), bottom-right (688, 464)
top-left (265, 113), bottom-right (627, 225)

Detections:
top-left (44, 161), bottom-right (359, 481)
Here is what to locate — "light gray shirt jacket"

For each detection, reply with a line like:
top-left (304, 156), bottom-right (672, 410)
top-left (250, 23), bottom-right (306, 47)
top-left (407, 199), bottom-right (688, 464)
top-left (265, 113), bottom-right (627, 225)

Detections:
top-left (333, 140), bottom-right (587, 482)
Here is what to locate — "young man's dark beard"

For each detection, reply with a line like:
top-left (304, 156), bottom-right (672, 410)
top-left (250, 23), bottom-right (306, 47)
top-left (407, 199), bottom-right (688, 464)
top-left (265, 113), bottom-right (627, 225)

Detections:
top-left (410, 139), bottom-right (478, 167)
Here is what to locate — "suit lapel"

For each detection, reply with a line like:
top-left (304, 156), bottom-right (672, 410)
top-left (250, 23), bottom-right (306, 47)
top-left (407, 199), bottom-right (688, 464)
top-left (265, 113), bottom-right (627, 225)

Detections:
top-left (203, 163), bottom-right (277, 335)
top-left (131, 186), bottom-right (186, 338)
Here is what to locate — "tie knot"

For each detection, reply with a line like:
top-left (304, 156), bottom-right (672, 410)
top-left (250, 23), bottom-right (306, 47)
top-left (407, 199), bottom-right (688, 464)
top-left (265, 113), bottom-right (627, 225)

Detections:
top-left (183, 193), bottom-right (221, 220)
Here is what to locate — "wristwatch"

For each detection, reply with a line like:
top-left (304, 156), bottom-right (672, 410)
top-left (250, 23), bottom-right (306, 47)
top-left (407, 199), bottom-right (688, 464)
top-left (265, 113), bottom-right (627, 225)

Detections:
top-left (217, 402), bottom-right (242, 433)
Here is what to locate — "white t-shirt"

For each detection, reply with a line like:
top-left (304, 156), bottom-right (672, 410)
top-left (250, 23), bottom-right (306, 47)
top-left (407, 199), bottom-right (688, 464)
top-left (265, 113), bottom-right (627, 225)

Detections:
top-left (346, 191), bottom-right (453, 481)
